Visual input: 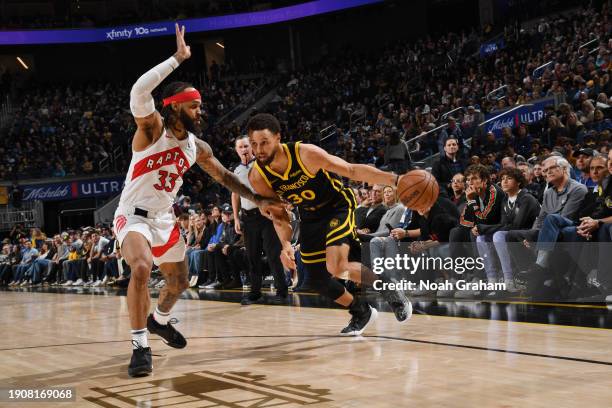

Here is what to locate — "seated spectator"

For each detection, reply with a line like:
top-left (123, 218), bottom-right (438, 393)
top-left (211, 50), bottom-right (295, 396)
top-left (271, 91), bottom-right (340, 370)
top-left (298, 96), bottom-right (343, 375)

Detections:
top-left (355, 184), bottom-right (386, 234)
top-left (573, 148), bottom-right (598, 189)
top-left (360, 185), bottom-right (405, 241)
top-left (517, 162), bottom-right (545, 202)
top-left (450, 164), bottom-right (505, 298)
top-left (474, 167), bottom-right (541, 296)
top-left (85, 231), bottom-right (110, 287)
top-left (449, 173), bottom-right (467, 210)
top-left (501, 156), bottom-right (516, 169)
top-left (399, 196), bottom-right (460, 296)
top-left (186, 214), bottom-right (208, 287)
top-left (9, 241), bottom-right (38, 286)
top-left (0, 244), bottom-right (12, 285)
top-left (30, 240), bottom-right (55, 285)
top-left (504, 156), bottom-right (587, 296)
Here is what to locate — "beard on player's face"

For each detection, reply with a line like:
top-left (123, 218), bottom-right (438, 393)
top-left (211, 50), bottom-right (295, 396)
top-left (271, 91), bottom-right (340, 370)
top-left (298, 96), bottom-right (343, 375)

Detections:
top-left (256, 146), bottom-right (276, 166)
top-left (178, 108), bottom-right (201, 135)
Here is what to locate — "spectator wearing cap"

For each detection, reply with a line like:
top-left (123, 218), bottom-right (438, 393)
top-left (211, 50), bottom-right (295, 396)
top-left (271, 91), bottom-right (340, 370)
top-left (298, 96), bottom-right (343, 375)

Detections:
top-left (573, 148), bottom-right (598, 189)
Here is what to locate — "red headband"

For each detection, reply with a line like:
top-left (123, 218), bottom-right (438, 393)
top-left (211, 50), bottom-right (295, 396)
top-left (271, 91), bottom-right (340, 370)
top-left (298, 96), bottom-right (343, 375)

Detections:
top-left (162, 89), bottom-right (202, 107)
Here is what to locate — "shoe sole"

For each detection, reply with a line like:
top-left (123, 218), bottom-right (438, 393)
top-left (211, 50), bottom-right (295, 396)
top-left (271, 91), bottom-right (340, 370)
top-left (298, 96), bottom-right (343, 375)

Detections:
top-left (340, 307), bottom-right (378, 336)
top-left (392, 292), bottom-right (413, 323)
top-left (147, 316), bottom-right (187, 349)
top-left (128, 365), bottom-right (152, 377)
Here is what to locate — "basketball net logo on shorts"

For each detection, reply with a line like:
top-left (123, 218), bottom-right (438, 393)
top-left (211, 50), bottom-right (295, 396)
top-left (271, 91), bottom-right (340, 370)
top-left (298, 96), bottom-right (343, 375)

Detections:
top-left (329, 218), bottom-right (339, 228)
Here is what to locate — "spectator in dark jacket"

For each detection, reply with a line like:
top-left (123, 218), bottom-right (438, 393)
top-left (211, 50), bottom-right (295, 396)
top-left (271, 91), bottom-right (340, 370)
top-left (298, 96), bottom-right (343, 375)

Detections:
top-left (432, 138), bottom-right (466, 196)
top-left (356, 184), bottom-right (387, 234)
top-left (475, 167), bottom-right (541, 293)
top-left (450, 164), bottom-right (506, 297)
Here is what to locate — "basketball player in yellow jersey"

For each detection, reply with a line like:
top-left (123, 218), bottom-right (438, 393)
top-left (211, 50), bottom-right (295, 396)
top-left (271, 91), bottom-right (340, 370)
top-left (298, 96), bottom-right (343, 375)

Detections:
top-left (247, 113), bottom-right (412, 335)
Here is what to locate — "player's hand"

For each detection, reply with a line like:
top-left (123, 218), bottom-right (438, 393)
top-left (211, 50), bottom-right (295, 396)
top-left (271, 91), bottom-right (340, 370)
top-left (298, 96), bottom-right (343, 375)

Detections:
top-left (173, 23), bottom-right (191, 63)
top-left (222, 245), bottom-right (229, 255)
top-left (471, 226), bottom-right (479, 236)
top-left (522, 239), bottom-right (531, 249)
top-left (280, 244), bottom-right (296, 270)
top-left (235, 222), bottom-right (242, 235)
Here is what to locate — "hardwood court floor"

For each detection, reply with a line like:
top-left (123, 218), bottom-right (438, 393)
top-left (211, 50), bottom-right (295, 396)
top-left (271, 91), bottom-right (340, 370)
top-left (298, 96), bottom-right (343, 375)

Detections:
top-left (1, 290), bottom-right (612, 407)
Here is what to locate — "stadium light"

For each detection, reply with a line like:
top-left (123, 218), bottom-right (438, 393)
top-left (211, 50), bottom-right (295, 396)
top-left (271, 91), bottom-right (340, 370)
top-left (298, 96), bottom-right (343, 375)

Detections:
top-left (215, 42), bottom-right (225, 48)
top-left (16, 56), bottom-right (29, 69)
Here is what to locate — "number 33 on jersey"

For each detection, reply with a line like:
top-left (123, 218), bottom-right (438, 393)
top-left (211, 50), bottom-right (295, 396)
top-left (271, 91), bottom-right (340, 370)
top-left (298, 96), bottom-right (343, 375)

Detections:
top-left (118, 130), bottom-right (197, 212)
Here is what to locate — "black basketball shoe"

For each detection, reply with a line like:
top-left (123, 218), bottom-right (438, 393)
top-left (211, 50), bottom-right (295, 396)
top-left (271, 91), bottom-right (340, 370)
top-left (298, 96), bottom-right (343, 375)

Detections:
top-left (147, 314), bottom-right (187, 349)
top-left (128, 341), bottom-right (153, 377)
top-left (340, 300), bottom-right (378, 336)
top-left (378, 274), bottom-right (413, 323)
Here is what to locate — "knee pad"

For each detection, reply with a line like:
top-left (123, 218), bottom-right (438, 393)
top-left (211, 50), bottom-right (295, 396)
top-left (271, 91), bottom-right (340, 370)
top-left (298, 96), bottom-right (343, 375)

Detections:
top-left (309, 273), bottom-right (346, 301)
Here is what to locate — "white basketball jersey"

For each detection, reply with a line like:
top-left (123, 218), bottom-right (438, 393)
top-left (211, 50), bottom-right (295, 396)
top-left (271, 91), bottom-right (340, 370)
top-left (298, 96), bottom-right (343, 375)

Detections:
top-left (118, 129), bottom-right (198, 212)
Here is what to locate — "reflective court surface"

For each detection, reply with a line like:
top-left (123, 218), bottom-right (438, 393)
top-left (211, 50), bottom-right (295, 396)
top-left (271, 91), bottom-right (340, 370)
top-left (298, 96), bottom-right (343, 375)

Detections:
top-left (2, 287), bottom-right (612, 407)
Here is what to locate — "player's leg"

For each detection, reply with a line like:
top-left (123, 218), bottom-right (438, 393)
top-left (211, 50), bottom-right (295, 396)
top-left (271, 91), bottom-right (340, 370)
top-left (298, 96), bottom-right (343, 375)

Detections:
top-left (147, 232), bottom-right (189, 348)
top-left (326, 237), bottom-right (412, 323)
top-left (306, 261), bottom-right (377, 336)
top-left (146, 258), bottom-right (189, 348)
top-left (121, 231), bottom-right (154, 377)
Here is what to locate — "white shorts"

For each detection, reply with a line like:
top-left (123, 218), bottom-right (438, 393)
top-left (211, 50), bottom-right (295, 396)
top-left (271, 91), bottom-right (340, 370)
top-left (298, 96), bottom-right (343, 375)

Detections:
top-left (113, 205), bottom-right (186, 266)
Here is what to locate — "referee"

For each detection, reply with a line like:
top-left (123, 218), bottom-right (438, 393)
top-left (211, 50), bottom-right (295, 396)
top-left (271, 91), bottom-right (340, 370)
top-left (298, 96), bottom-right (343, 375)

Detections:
top-left (231, 135), bottom-right (288, 304)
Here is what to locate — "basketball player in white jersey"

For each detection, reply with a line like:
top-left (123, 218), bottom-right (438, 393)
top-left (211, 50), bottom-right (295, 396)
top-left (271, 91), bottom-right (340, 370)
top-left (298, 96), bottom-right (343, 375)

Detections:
top-left (116, 24), bottom-right (279, 377)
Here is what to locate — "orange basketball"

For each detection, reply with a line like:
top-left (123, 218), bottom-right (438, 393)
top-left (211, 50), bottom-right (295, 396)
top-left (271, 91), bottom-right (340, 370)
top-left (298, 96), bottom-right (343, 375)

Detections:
top-left (397, 169), bottom-right (439, 210)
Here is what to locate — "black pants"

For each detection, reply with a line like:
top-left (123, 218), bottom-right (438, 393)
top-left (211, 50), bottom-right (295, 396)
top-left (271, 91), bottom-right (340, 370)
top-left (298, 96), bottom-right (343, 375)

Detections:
top-left (242, 210), bottom-right (287, 296)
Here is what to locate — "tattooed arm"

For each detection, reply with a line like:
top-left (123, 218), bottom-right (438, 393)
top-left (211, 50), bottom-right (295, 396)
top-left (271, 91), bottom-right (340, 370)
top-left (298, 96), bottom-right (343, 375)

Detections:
top-left (194, 138), bottom-right (280, 214)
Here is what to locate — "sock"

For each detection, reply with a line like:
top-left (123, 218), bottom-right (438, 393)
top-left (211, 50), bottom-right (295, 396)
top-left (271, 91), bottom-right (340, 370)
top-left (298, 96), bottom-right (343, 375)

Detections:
top-left (153, 307), bottom-right (170, 325)
top-left (131, 328), bottom-right (148, 349)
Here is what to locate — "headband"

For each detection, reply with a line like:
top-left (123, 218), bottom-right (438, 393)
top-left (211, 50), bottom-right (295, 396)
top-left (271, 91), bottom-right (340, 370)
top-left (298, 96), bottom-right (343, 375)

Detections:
top-left (162, 89), bottom-right (202, 107)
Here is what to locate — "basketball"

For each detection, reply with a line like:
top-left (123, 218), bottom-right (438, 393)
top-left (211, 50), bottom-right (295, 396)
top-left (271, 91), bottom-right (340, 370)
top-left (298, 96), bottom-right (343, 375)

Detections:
top-left (397, 169), bottom-right (439, 210)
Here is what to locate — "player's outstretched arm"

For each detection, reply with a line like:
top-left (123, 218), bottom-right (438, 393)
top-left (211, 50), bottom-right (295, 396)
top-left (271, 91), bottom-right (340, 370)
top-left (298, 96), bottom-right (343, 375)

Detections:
top-left (130, 23), bottom-right (190, 150)
top-left (299, 143), bottom-right (398, 187)
top-left (248, 166), bottom-right (296, 270)
top-left (194, 138), bottom-right (282, 216)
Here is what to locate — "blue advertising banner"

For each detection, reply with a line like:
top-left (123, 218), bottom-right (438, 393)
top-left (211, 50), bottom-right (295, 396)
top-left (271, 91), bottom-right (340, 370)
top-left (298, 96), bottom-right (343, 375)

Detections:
top-left (0, 0), bottom-right (382, 45)
top-left (21, 176), bottom-right (125, 202)
top-left (483, 97), bottom-right (554, 137)
top-left (480, 38), bottom-right (505, 57)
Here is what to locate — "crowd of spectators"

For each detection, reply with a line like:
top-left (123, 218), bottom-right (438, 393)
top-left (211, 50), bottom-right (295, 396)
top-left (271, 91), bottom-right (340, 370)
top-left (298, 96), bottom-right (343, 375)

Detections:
top-left (0, 72), bottom-right (269, 181)
top-left (2, 3), bottom-right (612, 302)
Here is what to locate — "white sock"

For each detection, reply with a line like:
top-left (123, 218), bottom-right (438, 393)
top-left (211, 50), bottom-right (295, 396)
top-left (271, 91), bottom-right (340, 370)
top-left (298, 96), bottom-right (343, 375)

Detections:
top-left (153, 307), bottom-right (170, 325)
top-left (131, 328), bottom-right (148, 349)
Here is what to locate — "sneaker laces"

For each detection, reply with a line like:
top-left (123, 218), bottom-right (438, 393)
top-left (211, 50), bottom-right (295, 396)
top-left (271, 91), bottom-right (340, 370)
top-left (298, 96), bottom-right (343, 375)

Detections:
top-left (131, 340), bottom-right (162, 356)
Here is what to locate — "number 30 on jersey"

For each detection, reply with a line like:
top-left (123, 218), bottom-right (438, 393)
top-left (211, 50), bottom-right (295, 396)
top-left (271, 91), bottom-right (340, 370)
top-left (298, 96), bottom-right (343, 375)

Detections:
top-left (286, 189), bottom-right (316, 205)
